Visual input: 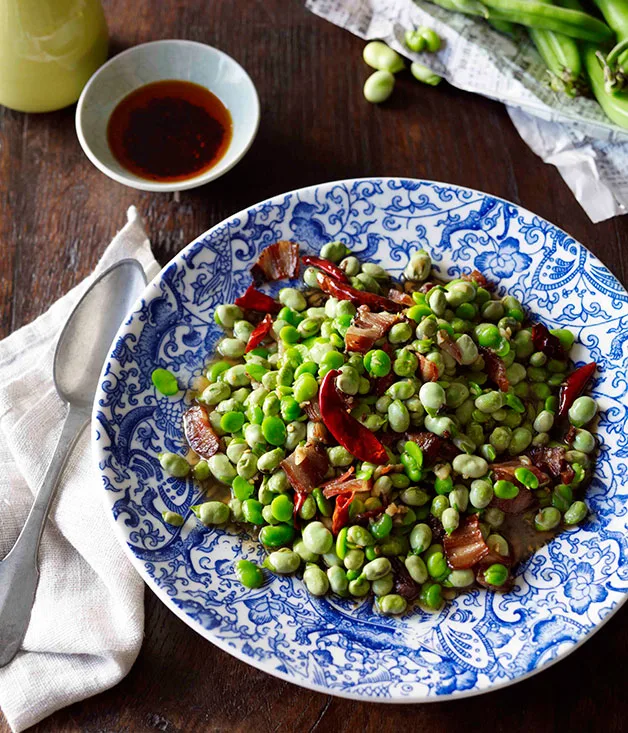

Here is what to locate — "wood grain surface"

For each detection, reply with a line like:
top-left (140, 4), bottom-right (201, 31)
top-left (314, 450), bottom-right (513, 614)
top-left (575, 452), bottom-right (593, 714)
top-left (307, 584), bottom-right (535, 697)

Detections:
top-left (1, 0), bottom-right (627, 730)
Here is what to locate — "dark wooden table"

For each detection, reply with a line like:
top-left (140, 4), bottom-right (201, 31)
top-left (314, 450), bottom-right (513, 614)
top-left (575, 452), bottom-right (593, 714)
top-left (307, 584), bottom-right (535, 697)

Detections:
top-left (1, 0), bottom-right (627, 730)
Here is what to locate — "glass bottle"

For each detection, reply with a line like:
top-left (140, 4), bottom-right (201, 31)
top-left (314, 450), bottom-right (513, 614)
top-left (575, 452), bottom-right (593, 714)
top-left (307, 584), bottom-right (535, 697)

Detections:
top-left (0, 0), bottom-right (108, 112)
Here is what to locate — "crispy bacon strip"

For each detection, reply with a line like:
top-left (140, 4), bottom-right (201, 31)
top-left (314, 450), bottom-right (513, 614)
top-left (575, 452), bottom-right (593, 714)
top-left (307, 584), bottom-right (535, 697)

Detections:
top-left (322, 479), bottom-right (371, 498)
top-left (491, 459), bottom-right (550, 489)
top-left (437, 329), bottom-right (463, 364)
top-left (387, 288), bottom-right (414, 307)
top-left (443, 515), bottom-right (489, 570)
top-left (281, 440), bottom-right (329, 494)
top-left (406, 431), bottom-right (458, 464)
top-left (322, 467), bottom-right (371, 497)
top-left (462, 269), bottom-right (492, 289)
top-left (251, 241), bottom-right (299, 282)
top-left (531, 322), bottom-right (566, 360)
top-left (303, 398), bottom-right (322, 421)
top-left (183, 405), bottom-right (221, 460)
top-left (322, 466), bottom-right (355, 486)
top-left (490, 488), bottom-right (538, 515)
top-left (479, 346), bottom-right (509, 392)
top-left (418, 354), bottom-right (440, 382)
top-left (527, 446), bottom-right (575, 485)
top-left (391, 557), bottom-right (419, 601)
top-left (345, 306), bottom-right (403, 354)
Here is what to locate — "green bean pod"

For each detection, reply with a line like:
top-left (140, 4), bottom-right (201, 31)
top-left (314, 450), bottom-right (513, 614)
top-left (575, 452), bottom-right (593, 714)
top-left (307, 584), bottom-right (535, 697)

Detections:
top-left (431, 0), bottom-right (489, 17)
top-left (487, 18), bottom-right (516, 34)
top-left (591, 0), bottom-right (628, 92)
top-left (482, 0), bottom-right (613, 41)
top-left (428, 0), bottom-right (613, 42)
top-left (529, 27), bottom-right (588, 96)
top-left (582, 43), bottom-right (628, 128)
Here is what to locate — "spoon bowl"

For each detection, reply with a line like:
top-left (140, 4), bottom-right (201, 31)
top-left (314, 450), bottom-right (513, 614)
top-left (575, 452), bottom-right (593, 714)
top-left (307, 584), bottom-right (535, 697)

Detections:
top-left (54, 259), bottom-right (147, 406)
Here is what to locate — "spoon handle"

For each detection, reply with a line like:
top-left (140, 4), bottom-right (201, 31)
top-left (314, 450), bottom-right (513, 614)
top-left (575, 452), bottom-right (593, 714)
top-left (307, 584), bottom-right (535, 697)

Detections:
top-left (0, 404), bottom-right (90, 667)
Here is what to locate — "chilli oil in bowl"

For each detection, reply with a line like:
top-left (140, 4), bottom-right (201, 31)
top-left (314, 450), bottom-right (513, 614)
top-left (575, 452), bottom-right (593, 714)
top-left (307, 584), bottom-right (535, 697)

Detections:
top-left (107, 80), bottom-right (233, 183)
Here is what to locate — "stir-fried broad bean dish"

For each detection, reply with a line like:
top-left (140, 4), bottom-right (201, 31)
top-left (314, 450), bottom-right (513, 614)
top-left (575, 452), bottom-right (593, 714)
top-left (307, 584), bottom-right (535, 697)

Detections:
top-left (154, 240), bottom-right (599, 615)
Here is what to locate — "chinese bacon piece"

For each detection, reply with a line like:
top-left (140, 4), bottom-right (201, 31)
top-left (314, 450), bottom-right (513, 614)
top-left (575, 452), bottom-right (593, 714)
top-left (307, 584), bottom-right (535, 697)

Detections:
top-left (418, 354), bottom-right (440, 382)
top-left (405, 431), bottom-right (458, 465)
top-left (443, 515), bottom-right (490, 569)
top-left (281, 440), bottom-right (329, 494)
top-left (251, 240), bottom-right (299, 282)
top-left (462, 269), bottom-right (492, 289)
top-left (436, 329), bottom-right (463, 364)
top-left (322, 467), bottom-right (371, 497)
top-left (479, 346), bottom-right (509, 392)
top-left (183, 405), bottom-right (221, 459)
top-left (531, 322), bottom-right (566, 360)
top-left (387, 288), bottom-right (414, 307)
top-left (344, 306), bottom-right (403, 354)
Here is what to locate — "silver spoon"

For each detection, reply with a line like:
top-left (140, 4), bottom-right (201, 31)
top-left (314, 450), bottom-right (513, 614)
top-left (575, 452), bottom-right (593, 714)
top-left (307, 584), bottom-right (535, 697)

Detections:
top-left (0, 259), bottom-right (147, 667)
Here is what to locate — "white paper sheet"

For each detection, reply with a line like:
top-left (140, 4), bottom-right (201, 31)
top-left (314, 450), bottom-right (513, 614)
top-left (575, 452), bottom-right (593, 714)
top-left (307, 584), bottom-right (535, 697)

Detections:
top-left (306, 0), bottom-right (628, 222)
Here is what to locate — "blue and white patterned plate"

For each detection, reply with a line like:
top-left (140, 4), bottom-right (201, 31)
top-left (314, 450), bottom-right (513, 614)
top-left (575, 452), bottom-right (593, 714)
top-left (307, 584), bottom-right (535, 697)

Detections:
top-left (94, 178), bottom-right (628, 701)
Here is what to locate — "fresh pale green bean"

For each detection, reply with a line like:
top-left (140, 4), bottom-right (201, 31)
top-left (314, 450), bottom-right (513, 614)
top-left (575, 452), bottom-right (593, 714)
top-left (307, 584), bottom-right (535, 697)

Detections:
top-left (364, 70), bottom-right (396, 103)
top-left (363, 41), bottom-right (405, 73)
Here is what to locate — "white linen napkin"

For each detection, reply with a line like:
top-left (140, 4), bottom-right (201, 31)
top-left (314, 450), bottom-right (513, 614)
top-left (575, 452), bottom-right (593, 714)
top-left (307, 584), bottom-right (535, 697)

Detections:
top-left (0, 207), bottom-right (160, 733)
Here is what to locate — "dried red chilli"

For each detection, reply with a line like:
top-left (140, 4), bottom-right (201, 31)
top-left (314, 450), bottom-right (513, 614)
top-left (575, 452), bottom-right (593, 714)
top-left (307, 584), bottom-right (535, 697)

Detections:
top-left (557, 361), bottom-right (597, 418)
top-left (244, 313), bottom-right (273, 353)
top-left (293, 491), bottom-right (307, 527)
top-left (319, 370), bottom-right (388, 464)
top-left (234, 284), bottom-right (281, 314)
top-left (302, 254), bottom-right (350, 284)
top-left (331, 492), bottom-right (354, 534)
top-left (531, 322), bottom-right (566, 360)
top-left (315, 271), bottom-right (404, 313)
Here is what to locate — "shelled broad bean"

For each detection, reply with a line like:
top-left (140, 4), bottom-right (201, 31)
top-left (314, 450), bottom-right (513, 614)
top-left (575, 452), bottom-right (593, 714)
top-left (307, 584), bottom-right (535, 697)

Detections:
top-left (157, 241), bottom-right (598, 616)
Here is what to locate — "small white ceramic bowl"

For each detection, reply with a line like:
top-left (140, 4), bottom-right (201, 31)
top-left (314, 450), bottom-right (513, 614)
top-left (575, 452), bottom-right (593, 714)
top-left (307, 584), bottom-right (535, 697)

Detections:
top-left (76, 40), bottom-right (260, 192)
